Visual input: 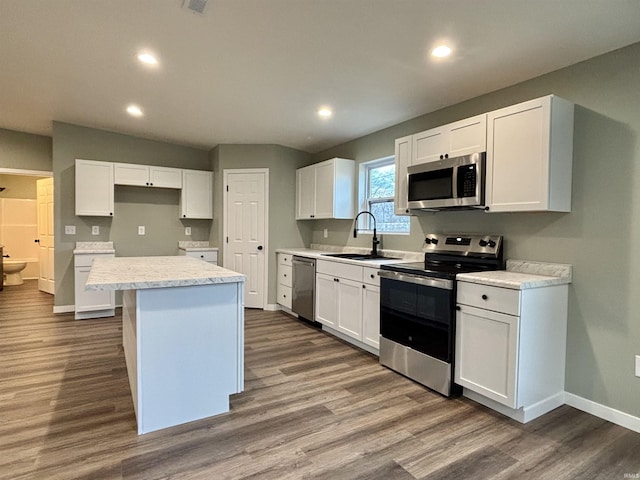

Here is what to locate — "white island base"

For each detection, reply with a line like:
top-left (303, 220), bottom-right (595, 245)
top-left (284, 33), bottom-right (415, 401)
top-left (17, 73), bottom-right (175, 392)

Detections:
top-left (122, 282), bottom-right (244, 435)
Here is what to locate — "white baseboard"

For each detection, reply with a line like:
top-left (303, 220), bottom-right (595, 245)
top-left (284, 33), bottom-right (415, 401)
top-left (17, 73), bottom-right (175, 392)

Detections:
top-left (463, 389), bottom-right (564, 423)
top-left (264, 303), bottom-right (281, 311)
top-left (565, 392), bottom-right (640, 434)
top-left (53, 305), bottom-right (75, 314)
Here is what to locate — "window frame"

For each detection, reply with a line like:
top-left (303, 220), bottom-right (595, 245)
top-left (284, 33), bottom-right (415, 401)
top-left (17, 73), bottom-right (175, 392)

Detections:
top-left (358, 156), bottom-right (410, 235)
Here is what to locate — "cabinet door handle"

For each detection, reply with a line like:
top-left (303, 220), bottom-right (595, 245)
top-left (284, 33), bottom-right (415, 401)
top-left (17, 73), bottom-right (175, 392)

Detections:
top-left (362, 285), bottom-right (366, 289)
top-left (456, 305), bottom-right (461, 311)
top-left (370, 274), bottom-right (375, 279)
top-left (34, 239), bottom-right (40, 243)
top-left (482, 294), bottom-right (488, 300)
top-left (284, 273), bottom-right (287, 277)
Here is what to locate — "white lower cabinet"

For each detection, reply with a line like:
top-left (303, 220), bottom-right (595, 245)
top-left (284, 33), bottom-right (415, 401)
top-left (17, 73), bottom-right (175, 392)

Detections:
top-left (455, 281), bottom-right (568, 422)
top-left (315, 260), bottom-right (380, 354)
top-left (179, 249), bottom-right (218, 264)
top-left (74, 252), bottom-right (115, 319)
top-left (276, 253), bottom-right (293, 309)
top-left (362, 281), bottom-right (380, 349)
top-left (315, 272), bottom-right (339, 328)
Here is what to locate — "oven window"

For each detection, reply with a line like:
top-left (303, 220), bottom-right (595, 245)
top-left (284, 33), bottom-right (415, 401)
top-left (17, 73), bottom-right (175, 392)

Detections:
top-left (380, 277), bottom-right (453, 362)
top-left (408, 167), bottom-right (453, 201)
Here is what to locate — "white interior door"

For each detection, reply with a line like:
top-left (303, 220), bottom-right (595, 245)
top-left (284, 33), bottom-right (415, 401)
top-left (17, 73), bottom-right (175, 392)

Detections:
top-left (224, 170), bottom-right (268, 309)
top-left (36, 177), bottom-right (54, 294)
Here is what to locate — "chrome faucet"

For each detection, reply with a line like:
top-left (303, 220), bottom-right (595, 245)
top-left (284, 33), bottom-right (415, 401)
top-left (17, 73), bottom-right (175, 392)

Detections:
top-left (353, 211), bottom-right (380, 256)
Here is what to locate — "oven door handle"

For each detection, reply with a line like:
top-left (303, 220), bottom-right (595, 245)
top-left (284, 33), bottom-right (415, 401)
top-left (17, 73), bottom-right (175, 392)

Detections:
top-left (379, 270), bottom-right (453, 290)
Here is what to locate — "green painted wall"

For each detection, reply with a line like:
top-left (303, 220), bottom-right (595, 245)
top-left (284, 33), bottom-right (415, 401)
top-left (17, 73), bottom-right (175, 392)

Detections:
top-left (211, 144), bottom-right (312, 305)
top-left (311, 42), bottom-right (640, 418)
top-left (0, 128), bottom-right (52, 172)
top-left (52, 122), bottom-right (211, 306)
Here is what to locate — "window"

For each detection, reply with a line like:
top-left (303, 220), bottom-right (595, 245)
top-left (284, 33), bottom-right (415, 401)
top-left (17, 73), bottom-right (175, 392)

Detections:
top-left (360, 156), bottom-right (410, 234)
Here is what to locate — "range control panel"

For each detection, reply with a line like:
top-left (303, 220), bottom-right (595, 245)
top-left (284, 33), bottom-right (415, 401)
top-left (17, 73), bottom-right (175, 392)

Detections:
top-left (424, 233), bottom-right (502, 257)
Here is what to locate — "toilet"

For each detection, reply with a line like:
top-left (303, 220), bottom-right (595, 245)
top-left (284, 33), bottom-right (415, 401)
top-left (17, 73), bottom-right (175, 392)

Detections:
top-left (3, 260), bottom-right (27, 286)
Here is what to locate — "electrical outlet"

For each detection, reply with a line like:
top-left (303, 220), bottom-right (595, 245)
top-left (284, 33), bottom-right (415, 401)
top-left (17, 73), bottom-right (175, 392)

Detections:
top-left (91, 226), bottom-right (99, 235)
top-left (635, 355), bottom-right (640, 378)
top-left (323, 228), bottom-right (328, 238)
top-left (64, 225), bottom-right (76, 235)
top-left (138, 226), bottom-right (145, 235)
top-left (185, 227), bottom-right (192, 236)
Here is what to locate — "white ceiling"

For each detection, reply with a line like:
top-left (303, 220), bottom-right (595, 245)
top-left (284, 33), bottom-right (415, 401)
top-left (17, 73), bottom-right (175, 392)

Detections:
top-left (2, 0), bottom-right (640, 154)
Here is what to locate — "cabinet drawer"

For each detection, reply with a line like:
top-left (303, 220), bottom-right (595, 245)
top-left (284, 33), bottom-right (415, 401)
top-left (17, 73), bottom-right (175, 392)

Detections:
top-left (362, 267), bottom-right (380, 286)
top-left (186, 250), bottom-right (218, 263)
top-left (278, 253), bottom-right (293, 266)
top-left (457, 281), bottom-right (520, 316)
top-left (277, 284), bottom-right (292, 308)
top-left (74, 253), bottom-right (114, 267)
top-left (278, 264), bottom-right (292, 287)
top-left (316, 259), bottom-right (362, 281)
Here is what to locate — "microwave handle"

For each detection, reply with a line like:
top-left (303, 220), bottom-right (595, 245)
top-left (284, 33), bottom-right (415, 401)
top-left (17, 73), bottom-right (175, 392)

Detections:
top-left (452, 165), bottom-right (459, 199)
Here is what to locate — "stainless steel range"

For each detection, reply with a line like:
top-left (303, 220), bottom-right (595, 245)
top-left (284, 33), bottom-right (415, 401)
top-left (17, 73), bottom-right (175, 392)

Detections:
top-left (379, 233), bottom-right (503, 396)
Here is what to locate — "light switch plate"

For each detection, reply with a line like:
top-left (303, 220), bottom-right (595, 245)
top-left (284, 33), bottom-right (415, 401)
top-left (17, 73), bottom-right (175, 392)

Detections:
top-left (138, 226), bottom-right (145, 235)
top-left (91, 226), bottom-right (99, 235)
top-left (64, 225), bottom-right (76, 235)
top-left (185, 227), bottom-right (192, 236)
top-left (635, 355), bottom-right (640, 378)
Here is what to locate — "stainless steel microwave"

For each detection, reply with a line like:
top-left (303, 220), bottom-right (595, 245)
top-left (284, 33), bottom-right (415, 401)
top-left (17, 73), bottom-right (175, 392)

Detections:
top-left (407, 152), bottom-right (485, 210)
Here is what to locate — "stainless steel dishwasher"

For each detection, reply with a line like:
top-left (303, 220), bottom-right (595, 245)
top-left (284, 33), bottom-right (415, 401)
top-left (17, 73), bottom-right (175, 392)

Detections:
top-left (292, 256), bottom-right (315, 322)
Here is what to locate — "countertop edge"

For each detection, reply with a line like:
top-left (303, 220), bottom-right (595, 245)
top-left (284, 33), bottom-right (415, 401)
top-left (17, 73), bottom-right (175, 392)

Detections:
top-left (276, 247), bottom-right (422, 266)
top-left (458, 260), bottom-right (573, 290)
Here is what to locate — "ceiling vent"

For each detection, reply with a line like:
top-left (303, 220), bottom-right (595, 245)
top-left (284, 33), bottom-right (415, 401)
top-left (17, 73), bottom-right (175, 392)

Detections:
top-left (182, 0), bottom-right (208, 15)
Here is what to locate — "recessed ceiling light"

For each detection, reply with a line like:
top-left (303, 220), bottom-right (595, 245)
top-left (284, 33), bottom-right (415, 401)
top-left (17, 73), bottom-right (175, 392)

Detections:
top-left (126, 104), bottom-right (144, 117)
top-left (318, 107), bottom-right (333, 118)
top-left (137, 52), bottom-right (158, 66)
top-left (431, 45), bottom-right (452, 58)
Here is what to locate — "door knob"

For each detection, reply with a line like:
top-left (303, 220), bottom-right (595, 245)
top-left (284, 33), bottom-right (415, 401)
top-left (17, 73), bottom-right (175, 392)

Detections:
top-left (257, 245), bottom-right (263, 250)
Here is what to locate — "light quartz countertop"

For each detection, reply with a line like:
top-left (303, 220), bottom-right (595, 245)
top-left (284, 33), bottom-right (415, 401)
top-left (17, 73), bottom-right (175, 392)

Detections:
top-left (178, 241), bottom-right (219, 252)
top-left (276, 245), bottom-right (422, 267)
top-left (73, 241), bottom-right (115, 255)
top-left (458, 260), bottom-right (572, 290)
top-left (85, 256), bottom-right (245, 291)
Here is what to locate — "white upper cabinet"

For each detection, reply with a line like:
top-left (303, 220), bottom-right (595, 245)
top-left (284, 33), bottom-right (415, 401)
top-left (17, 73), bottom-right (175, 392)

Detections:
top-left (76, 159), bottom-right (212, 218)
top-left (412, 114), bottom-right (487, 166)
top-left (485, 95), bottom-right (574, 213)
top-left (114, 163), bottom-right (182, 189)
top-left (180, 169), bottom-right (213, 219)
top-left (75, 159), bottom-right (114, 217)
top-left (296, 158), bottom-right (355, 220)
top-left (394, 135), bottom-right (412, 216)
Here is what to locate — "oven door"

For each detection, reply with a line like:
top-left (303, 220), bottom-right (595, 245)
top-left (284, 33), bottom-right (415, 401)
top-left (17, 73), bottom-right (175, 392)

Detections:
top-left (379, 271), bottom-right (454, 363)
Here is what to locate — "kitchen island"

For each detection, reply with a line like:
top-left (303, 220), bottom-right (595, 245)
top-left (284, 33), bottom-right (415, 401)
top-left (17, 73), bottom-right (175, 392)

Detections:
top-left (86, 256), bottom-right (245, 434)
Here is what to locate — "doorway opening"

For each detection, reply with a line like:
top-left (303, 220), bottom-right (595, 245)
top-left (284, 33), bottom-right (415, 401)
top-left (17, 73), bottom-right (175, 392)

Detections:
top-left (0, 168), bottom-right (54, 295)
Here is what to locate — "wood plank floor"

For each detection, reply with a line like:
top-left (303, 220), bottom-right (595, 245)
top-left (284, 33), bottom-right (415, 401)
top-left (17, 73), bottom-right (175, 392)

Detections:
top-left (1, 280), bottom-right (639, 479)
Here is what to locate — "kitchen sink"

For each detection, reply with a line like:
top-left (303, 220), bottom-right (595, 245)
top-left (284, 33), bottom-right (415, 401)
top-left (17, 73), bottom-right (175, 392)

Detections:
top-left (322, 253), bottom-right (400, 261)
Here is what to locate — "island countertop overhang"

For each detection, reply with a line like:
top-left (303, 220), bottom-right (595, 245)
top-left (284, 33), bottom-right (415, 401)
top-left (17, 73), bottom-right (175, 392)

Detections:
top-left (85, 256), bottom-right (246, 291)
